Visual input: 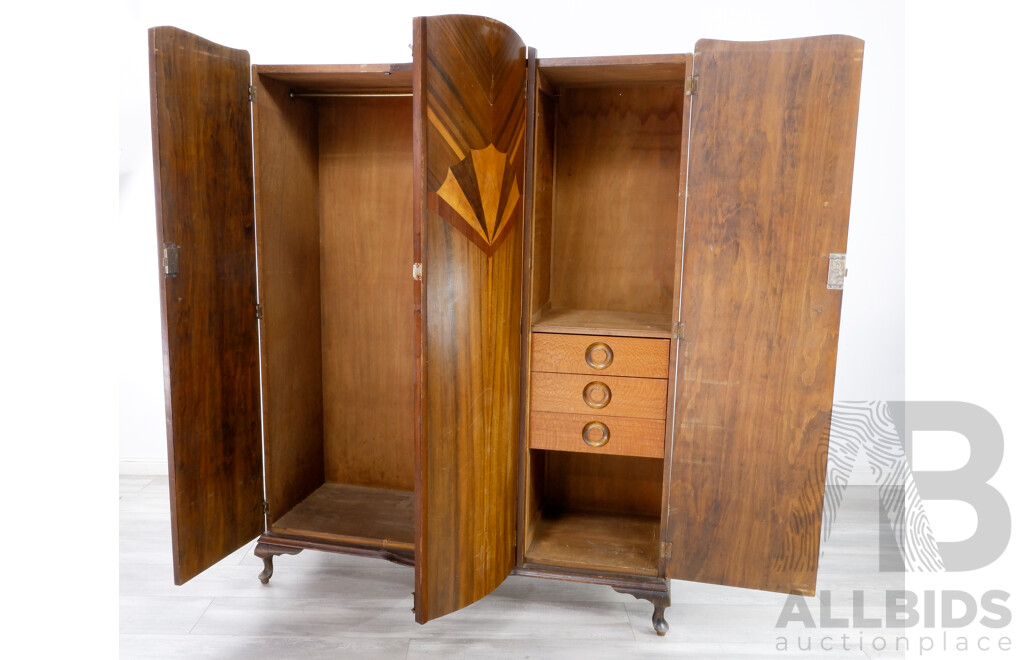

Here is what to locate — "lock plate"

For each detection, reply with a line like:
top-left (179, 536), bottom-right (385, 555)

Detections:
top-left (827, 253), bottom-right (847, 290)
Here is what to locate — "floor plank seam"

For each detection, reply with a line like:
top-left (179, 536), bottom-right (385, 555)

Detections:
top-left (186, 598), bottom-right (216, 635)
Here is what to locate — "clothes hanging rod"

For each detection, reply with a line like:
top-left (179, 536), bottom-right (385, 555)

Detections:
top-left (289, 91), bottom-right (413, 99)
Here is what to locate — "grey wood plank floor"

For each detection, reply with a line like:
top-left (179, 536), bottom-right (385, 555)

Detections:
top-left (120, 476), bottom-right (904, 658)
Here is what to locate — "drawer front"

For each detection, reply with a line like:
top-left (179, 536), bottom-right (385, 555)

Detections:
top-left (531, 333), bottom-right (670, 378)
top-left (530, 372), bottom-right (667, 420)
top-left (529, 411), bottom-right (665, 458)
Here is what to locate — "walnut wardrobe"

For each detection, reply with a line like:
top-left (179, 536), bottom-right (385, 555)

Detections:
top-left (148, 14), bottom-right (863, 635)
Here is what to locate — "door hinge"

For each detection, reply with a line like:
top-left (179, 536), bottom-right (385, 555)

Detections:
top-left (685, 75), bottom-right (699, 97)
top-left (660, 541), bottom-right (673, 559)
top-left (672, 321), bottom-right (685, 340)
top-left (262, 500), bottom-right (269, 515)
top-left (162, 242), bottom-right (180, 278)
top-left (412, 262), bottom-right (423, 281)
top-left (248, 84), bottom-right (256, 103)
top-left (256, 303), bottom-right (264, 320)
top-left (827, 253), bottom-right (847, 290)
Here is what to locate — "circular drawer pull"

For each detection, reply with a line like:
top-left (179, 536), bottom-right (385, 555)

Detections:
top-left (582, 421), bottom-right (610, 448)
top-left (585, 341), bottom-right (613, 370)
top-left (582, 381), bottom-right (611, 409)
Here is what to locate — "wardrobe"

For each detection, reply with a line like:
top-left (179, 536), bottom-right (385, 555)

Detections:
top-left (148, 14), bottom-right (863, 634)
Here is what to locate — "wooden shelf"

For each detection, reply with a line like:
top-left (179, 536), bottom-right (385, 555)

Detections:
top-left (271, 483), bottom-right (414, 549)
top-left (524, 510), bottom-right (661, 576)
top-left (532, 308), bottom-right (673, 339)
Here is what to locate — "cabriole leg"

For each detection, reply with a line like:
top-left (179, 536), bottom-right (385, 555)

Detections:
top-left (254, 541), bottom-right (302, 584)
top-left (611, 579), bottom-right (672, 636)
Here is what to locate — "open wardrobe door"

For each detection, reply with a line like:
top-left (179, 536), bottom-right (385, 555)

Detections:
top-left (412, 14), bottom-right (528, 623)
top-left (149, 26), bottom-right (264, 585)
top-left (666, 36), bottom-right (864, 594)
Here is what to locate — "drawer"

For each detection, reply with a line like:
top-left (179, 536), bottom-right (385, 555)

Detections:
top-left (529, 411), bottom-right (665, 458)
top-left (531, 333), bottom-right (670, 378)
top-left (530, 372), bottom-right (667, 420)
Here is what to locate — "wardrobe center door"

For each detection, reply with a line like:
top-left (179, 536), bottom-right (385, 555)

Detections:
top-left (149, 26), bottom-right (264, 585)
top-left (667, 36), bottom-right (863, 595)
top-left (412, 14), bottom-right (528, 623)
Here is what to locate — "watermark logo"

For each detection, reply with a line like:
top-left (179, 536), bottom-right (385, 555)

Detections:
top-left (774, 401), bottom-right (1012, 654)
top-left (822, 401), bottom-right (1009, 572)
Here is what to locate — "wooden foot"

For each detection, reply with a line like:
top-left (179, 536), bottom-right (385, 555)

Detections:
top-left (611, 580), bottom-right (671, 636)
top-left (653, 604), bottom-right (669, 636)
top-left (254, 541), bottom-right (302, 585)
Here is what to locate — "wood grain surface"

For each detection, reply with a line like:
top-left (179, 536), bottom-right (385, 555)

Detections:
top-left (270, 483), bottom-right (414, 550)
top-left (543, 452), bottom-right (664, 517)
top-left (549, 85), bottom-right (684, 317)
top-left (319, 97), bottom-right (415, 491)
top-left (531, 333), bottom-right (670, 378)
top-left (538, 55), bottom-right (689, 87)
top-left (149, 27), bottom-right (263, 585)
top-left (525, 510), bottom-right (660, 576)
top-left (531, 372), bottom-right (667, 420)
top-left (666, 36), bottom-right (864, 594)
top-left (529, 412), bottom-right (665, 458)
top-left (413, 14), bottom-right (527, 624)
top-left (532, 308), bottom-right (673, 338)
top-left (251, 72), bottom-right (324, 524)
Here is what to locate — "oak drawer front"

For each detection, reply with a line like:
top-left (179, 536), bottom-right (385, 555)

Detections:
top-left (531, 333), bottom-right (670, 378)
top-left (529, 412), bottom-right (665, 458)
top-left (530, 372), bottom-right (667, 420)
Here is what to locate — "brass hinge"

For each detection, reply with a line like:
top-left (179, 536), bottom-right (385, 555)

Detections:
top-left (685, 75), bottom-right (699, 97)
top-left (672, 321), bottom-right (685, 340)
top-left (412, 262), bottom-right (423, 281)
top-left (262, 500), bottom-right (269, 515)
top-left (248, 84), bottom-right (256, 103)
top-left (827, 253), bottom-right (847, 290)
top-left (162, 242), bottom-right (180, 278)
top-left (256, 303), bottom-right (264, 320)
top-left (660, 541), bottom-right (673, 559)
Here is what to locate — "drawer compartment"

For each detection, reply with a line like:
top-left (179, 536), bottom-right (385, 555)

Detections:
top-left (531, 333), bottom-right (670, 378)
top-left (530, 372), bottom-right (667, 419)
top-left (529, 411), bottom-right (665, 458)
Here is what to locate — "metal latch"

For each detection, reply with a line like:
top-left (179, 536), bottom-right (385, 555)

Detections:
top-left (827, 253), bottom-right (847, 290)
top-left (412, 262), bottom-right (422, 281)
top-left (162, 242), bottom-right (180, 278)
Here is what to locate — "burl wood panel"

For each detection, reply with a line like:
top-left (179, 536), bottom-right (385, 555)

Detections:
top-left (319, 97), bottom-right (415, 491)
top-left (413, 14), bottom-right (527, 624)
top-left (550, 86), bottom-right (684, 317)
top-left (529, 412), bottom-right (665, 459)
top-left (251, 73), bottom-right (325, 523)
top-left (531, 333), bottom-right (670, 378)
top-left (149, 27), bottom-right (263, 585)
top-left (531, 372), bottom-right (667, 420)
top-left (667, 37), bottom-right (864, 594)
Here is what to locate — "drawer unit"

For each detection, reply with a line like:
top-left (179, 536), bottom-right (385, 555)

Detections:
top-left (531, 333), bottom-right (670, 378)
top-left (530, 371), bottom-right (668, 419)
top-left (529, 411), bottom-right (665, 458)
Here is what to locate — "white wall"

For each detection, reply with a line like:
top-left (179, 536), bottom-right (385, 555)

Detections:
top-left (118, 0), bottom-right (906, 468)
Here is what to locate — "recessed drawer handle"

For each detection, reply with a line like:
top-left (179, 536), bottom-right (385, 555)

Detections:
top-left (582, 421), bottom-right (610, 447)
top-left (582, 381), bottom-right (612, 409)
top-left (585, 342), bottom-right (613, 370)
